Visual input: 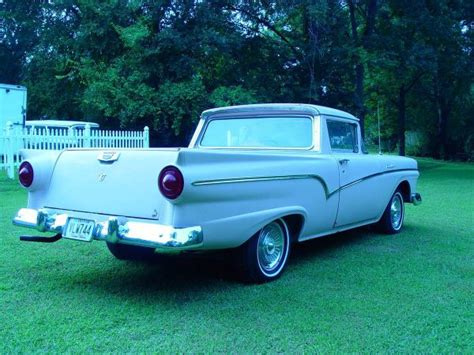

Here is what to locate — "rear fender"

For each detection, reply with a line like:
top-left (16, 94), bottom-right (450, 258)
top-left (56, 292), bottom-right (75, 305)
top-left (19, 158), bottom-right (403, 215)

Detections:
top-left (20, 149), bottom-right (61, 192)
top-left (201, 206), bottom-right (307, 249)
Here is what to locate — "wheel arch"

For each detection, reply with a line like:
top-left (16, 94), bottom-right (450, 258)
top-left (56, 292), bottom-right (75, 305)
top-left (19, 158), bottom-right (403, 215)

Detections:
top-left (201, 206), bottom-right (308, 250)
top-left (281, 214), bottom-right (306, 243)
top-left (375, 179), bottom-right (412, 223)
top-left (398, 180), bottom-right (411, 203)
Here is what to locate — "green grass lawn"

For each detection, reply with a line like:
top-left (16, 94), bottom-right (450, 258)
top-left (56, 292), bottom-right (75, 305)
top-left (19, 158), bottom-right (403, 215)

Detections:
top-left (0, 159), bottom-right (473, 352)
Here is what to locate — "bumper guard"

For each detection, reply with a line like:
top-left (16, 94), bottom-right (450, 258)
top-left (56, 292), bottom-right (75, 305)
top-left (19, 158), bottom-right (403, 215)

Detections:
top-left (410, 193), bottom-right (422, 206)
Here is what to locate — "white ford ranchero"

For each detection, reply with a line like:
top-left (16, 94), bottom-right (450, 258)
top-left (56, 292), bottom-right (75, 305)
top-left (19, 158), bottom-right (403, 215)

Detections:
top-left (13, 104), bottom-right (422, 283)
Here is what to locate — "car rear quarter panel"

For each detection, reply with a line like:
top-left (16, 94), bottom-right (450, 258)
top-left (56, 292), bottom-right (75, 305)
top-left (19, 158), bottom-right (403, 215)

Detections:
top-left (173, 149), bottom-right (340, 249)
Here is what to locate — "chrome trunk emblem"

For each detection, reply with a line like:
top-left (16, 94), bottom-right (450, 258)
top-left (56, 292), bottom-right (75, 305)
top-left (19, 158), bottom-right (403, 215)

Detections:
top-left (98, 173), bottom-right (107, 182)
top-left (98, 151), bottom-right (120, 163)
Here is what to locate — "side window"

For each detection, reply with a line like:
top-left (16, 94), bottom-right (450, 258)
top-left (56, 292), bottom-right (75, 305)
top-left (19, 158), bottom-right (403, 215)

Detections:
top-left (327, 120), bottom-right (359, 153)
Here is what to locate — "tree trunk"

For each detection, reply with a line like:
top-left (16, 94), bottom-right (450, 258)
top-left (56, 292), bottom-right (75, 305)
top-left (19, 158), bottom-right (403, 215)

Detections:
top-left (397, 87), bottom-right (406, 156)
top-left (395, 71), bottom-right (423, 157)
top-left (302, 4), bottom-right (317, 102)
top-left (355, 63), bottom-right (365, 139)
top-left (348, 0), bottom-right (377, 140)
top-left (437, 100), bottom-right (450, 159)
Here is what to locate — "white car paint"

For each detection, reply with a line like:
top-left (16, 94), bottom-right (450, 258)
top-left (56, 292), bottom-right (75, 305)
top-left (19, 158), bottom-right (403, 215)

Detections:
top-left (13, 104), bottom-right (420, 253)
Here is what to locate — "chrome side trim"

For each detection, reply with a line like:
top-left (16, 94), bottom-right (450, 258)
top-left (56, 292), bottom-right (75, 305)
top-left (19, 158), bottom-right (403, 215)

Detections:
top-left (193, 174), bottom-right (331, 198)
top-left (339, 178), bottom-right (364, 191)
top-left (339, 169), bottom-right (419, 192)
top-left (193, 174), bottom-right (315, 186)
top-left (12, 208), bottom-right (203, 250)
top-left (192, 168), bottom-right (419, 200)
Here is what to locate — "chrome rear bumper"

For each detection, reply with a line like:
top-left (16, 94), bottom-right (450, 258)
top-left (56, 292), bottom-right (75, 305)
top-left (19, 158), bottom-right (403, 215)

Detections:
top-left (12, 208), bottom-right (203, 250)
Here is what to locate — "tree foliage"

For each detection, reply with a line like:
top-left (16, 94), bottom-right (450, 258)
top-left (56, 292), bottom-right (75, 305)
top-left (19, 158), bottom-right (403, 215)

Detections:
top-left (0, 0), bottom-right (472, 158)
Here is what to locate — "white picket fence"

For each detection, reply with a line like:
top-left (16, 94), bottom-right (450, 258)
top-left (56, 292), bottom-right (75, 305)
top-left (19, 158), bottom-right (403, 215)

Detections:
top-left (0, 122), bottom-right (149, 179)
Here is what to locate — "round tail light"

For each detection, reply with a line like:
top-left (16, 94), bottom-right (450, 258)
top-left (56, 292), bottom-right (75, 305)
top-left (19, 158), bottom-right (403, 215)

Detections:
top-left (19, 161), bottom-right (34, 188)
top-left (158, 166), bottom-right (184, 200)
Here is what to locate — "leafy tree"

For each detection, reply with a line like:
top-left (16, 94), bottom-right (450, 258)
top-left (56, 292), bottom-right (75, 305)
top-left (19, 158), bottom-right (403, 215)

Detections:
top-left (209, 86), bottom-right (258, 107)
top-left (420, 0), bottom-right (473, 158)
top-left (0, 0), bottom-right (471, 158)
top-left (347, 0), bottom-right (378, 139)
top-left (0, 1), bottom-right (43, 84)
top-left (367, 0), bottom-right (435, 156)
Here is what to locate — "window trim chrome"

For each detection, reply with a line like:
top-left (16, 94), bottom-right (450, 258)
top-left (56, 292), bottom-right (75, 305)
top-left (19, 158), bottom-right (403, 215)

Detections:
top-left (326, 118), bottom-right (360, 154)
top-left (196, 114), bottom-right (317, 151)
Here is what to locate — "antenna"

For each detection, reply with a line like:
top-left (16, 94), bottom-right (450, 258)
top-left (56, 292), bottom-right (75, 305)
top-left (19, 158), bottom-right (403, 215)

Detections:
top-left (377, 100), bottom-right (382, 155)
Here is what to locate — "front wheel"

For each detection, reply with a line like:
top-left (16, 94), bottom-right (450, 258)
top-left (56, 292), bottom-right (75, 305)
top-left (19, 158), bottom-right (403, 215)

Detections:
top-left (239, 219), bottom-right (291, 283)
top-left (377, 190), bottom-right (405, 234)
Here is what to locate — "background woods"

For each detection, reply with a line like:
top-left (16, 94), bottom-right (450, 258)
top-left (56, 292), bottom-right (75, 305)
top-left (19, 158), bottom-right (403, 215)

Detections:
top-left (0, 0), bottom-right (472, 158)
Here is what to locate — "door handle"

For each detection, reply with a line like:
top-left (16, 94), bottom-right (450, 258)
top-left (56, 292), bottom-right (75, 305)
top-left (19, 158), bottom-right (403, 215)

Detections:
top-left (339, 159), bottom-right (350, 165)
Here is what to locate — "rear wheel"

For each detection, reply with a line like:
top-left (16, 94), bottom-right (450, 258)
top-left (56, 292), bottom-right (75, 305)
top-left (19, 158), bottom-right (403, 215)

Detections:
top-left (377, 189), bottom-right (405, 234)
top-left (239, 219), bottom-right (290, 283)
top-left (106, 242), bottom-right (156, 261)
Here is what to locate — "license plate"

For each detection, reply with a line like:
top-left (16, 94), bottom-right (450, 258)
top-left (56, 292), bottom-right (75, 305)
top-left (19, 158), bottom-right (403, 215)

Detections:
top-left (64, 218), bottom-right (95, 242)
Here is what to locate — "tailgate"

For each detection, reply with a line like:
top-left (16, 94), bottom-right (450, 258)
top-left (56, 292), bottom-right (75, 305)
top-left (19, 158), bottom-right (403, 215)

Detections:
top-left (43, 149), bottom-right (180, 219)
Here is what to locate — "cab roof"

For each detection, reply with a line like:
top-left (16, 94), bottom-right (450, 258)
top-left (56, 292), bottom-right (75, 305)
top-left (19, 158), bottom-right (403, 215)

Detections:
top-left (202, 103), bottom-right (359, 121)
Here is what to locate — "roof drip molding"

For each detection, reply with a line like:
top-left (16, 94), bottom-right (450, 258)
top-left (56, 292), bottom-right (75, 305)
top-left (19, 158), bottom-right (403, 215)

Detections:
top-left (202, 103), bottom-right (359, 122)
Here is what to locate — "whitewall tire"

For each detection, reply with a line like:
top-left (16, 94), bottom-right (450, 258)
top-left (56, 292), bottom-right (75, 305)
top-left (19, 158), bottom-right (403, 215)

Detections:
top-left (240, 218), bottom-right (291, 283)
top-left (377, 190), bottom-right (405, 234)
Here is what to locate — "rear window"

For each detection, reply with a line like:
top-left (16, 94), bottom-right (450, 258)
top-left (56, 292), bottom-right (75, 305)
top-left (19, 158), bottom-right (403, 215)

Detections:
top-left (200, 116), bottom-right (313, 149)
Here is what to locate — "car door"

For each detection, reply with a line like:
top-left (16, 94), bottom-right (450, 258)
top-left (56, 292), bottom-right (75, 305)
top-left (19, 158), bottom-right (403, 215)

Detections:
top-left (326, 118), bottom-right (382, 227)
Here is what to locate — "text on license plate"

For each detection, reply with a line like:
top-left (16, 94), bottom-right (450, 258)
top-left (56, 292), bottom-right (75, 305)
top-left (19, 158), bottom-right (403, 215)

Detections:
top-left (64, 218), bottom-right (95, 242)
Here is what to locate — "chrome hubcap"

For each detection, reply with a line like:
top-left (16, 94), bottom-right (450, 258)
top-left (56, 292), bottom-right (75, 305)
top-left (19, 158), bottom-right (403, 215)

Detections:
top-left (257, 221), bottom-right (285, 273)
top-left (390, 194), bottom-right (403, 230)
